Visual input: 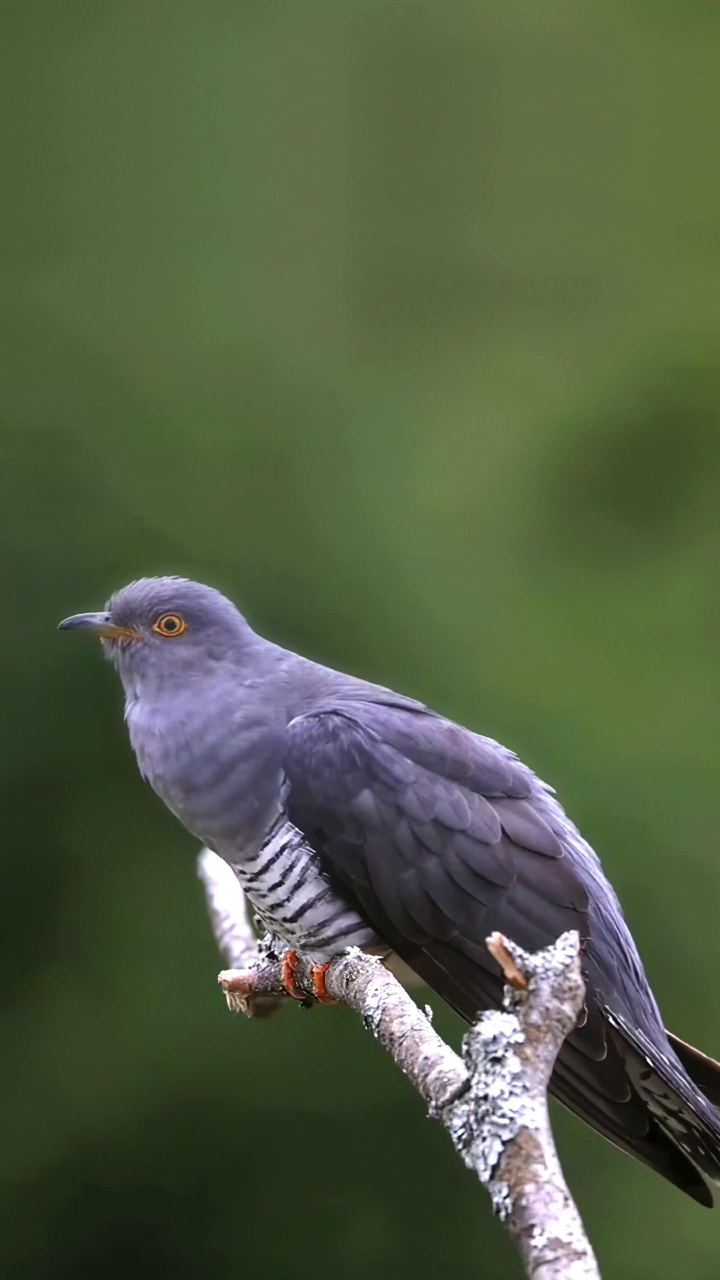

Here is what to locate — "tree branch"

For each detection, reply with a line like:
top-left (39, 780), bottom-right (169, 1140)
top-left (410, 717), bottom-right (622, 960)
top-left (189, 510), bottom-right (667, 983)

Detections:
top-left (197, 848), bottom-right (282, 1017)
top-left (198, 846), bottom-right (601, 1280)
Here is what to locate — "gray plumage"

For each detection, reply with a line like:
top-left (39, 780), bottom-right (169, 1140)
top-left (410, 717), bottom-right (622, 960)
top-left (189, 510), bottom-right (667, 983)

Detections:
top-left (59, 576), bottom-right (720, 1204)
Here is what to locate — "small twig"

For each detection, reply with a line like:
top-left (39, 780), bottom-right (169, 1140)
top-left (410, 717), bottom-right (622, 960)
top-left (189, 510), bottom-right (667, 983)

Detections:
top-left (197, 849), bottom-right (282, 1017)
top-left (198, 846), bottom-right (600, 1280)
top-left (487, 931), bottom-right (530, 989)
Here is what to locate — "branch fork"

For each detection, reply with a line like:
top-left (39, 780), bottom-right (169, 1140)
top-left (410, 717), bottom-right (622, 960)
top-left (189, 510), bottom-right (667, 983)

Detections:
top-left (198, 846), bottom-right (601, 1280)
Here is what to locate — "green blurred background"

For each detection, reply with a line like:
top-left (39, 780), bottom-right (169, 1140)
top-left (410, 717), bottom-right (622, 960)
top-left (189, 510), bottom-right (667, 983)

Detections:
top-left (2, 1), bottom-right (720, 1276)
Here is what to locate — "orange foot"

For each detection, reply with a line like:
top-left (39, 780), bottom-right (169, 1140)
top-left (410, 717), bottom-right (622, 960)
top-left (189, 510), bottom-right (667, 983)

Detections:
top-left (282, 950), bottom-right (305, 1000)
top-left (309, 961), bottom-right (337, 1005)
top-left (281, 952), bottom-right (338, 1004)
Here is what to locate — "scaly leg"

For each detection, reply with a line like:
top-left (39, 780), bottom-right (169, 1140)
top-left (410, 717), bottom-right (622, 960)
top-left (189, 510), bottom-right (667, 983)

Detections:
top-left (282, 949), bottom-right (305, 1000)
top-left (309, 961), bottom-right (337, 1004)
top-left (281, 952), bottom-right (338, 1004)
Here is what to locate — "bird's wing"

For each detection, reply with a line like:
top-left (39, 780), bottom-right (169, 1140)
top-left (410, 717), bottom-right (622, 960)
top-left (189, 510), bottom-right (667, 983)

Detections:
top-left (285, 698), bottom-right (720, 1204)
top-left (285, 698), bottom-right (589, 966)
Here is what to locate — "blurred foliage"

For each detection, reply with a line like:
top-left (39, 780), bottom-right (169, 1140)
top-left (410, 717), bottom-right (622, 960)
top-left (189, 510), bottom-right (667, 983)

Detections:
top-left (2, 1), bottom-right (720, 1276)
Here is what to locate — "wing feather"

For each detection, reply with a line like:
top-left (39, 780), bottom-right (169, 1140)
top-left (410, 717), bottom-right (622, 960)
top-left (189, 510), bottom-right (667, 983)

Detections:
top-left (284, 699), bottom-right (720, 1203)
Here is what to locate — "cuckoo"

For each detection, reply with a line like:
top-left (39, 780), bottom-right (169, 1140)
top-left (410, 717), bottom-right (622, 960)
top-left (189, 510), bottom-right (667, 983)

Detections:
top-left (59, 576), bottom-right (720, 1203)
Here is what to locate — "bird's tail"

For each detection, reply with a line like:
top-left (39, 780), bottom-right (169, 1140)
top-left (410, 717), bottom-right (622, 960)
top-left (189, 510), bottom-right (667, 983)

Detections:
top-left (606, 1012), bottom-right (720, 1205)
top-left (667, 1033), bottom-right (720, 1108)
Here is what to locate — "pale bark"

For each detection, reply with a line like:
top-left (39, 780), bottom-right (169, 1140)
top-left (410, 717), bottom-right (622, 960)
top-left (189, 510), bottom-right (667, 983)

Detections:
top-left (198, 846), bottom-right (601, 1280)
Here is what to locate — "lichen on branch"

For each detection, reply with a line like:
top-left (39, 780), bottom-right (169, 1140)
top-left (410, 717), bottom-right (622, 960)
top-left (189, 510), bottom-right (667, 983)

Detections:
top-left (198, 845), bottom-right (601, 1280)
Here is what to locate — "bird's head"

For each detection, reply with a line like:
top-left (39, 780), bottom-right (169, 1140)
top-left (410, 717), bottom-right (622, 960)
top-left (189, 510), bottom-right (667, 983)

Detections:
top-left (58, 576), bottom-right (256, 695)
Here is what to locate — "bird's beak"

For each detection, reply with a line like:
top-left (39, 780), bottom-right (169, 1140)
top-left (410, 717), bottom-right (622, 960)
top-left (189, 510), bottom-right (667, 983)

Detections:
top-left (57, 612), bottom-right (140, 640)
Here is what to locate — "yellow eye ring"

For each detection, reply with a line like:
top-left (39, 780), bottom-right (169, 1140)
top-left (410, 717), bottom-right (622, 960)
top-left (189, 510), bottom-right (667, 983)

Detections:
top-left (153, 612), bottom-right (187, 637)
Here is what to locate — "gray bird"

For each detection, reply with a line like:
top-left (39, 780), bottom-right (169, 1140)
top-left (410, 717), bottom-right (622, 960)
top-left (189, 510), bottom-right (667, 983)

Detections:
top-left (59, 576), bottom-right (720, 1203)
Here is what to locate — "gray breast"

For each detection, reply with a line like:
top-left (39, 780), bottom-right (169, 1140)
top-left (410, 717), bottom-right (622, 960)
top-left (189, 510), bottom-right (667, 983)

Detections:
top-left (126, 689), bottom-right (377, 959)
top-left (126, 691), bottom-right (288, 855)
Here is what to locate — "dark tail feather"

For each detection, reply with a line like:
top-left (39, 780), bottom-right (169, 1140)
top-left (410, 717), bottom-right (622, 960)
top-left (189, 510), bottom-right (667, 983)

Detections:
top-left (606, 1012), bottom-right (720, 1204)
top-left (550, 1056), bottom-right (714, 1205)
top-left (667, 1033), bottom-right (720, 1108)
top-left (392, 940), bottom-right (720, 1204)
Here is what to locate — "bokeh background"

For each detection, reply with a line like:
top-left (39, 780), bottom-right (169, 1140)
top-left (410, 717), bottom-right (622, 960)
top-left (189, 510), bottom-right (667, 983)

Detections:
top-left (2, 1), bottom-right (720, 1276)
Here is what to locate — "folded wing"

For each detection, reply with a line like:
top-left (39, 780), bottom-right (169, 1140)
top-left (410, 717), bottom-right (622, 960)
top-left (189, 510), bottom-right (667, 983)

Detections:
top-left (285, 698), bottom-right (720, 1204)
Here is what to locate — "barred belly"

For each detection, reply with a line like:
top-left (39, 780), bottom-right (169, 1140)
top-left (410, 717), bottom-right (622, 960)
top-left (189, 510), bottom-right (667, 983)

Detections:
top-left (227, 819), bottom-right (380, 962)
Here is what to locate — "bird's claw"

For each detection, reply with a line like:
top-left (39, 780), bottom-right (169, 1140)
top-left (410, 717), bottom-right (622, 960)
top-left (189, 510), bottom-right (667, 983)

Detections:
top-left (282, 950), bottom-right (305, 1000)
top-left (281, 951), bottom-right (337, 1004)
top-left (309, 961), bottom-right (337, 1004)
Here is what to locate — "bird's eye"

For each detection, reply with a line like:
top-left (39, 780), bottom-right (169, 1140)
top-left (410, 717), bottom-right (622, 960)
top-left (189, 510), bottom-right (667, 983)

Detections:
top-left (153, 612), bottom-right (187, 637)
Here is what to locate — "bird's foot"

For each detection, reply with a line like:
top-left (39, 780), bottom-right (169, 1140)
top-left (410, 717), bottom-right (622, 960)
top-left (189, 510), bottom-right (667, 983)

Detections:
top-left (281, 951), bottom-right (338, 1004)
top-left (309, 961), bottom-right (337, 1004)
top-left (282, 950), bottom-right (305, 1000)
